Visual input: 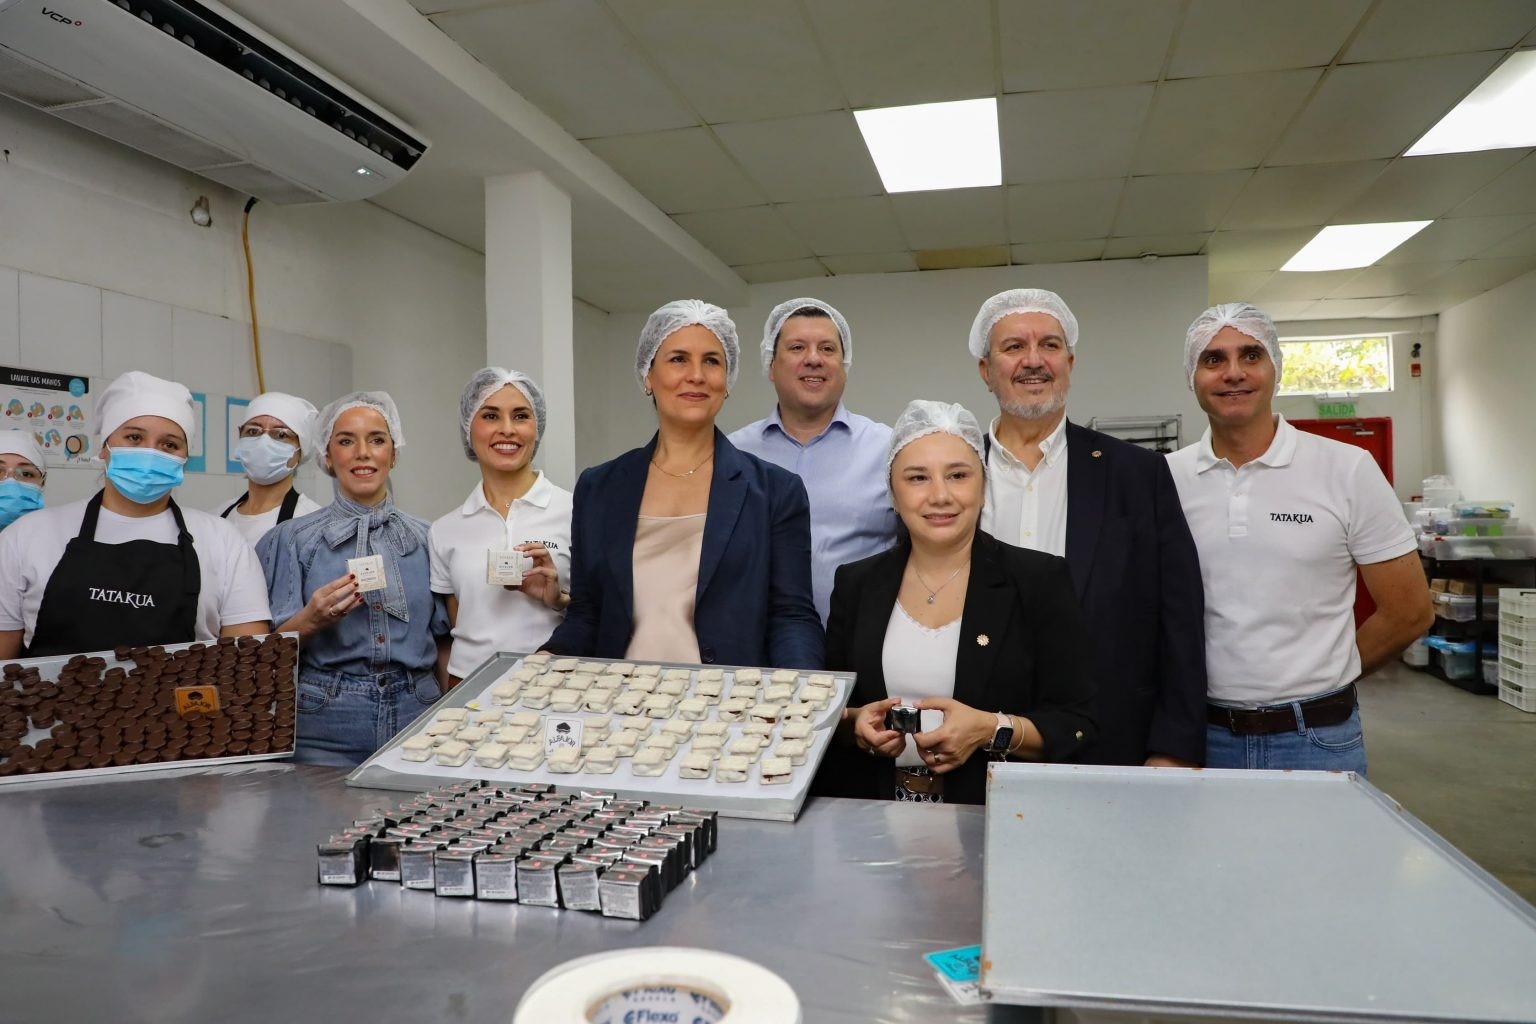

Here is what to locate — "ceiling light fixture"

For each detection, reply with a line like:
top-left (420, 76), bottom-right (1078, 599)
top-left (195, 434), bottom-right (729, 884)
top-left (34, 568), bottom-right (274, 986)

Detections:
top-left (1407, 49), bottom-right (1536, 156)
top-left (854, 97), bottom-right (1000, 193)
top-left (1281, 221), bottom-right (1432, 272)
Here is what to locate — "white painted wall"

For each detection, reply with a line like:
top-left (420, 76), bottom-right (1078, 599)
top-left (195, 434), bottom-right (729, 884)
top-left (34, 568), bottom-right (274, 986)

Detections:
top-left (0, 96), bottom-right (486, 518)
top-left (1434, 267), bottom-right (1536, 518)
top-left (1273, 316), bottom-right (1438, 501)
top-left (577, 257), bottom-right (1212, 466)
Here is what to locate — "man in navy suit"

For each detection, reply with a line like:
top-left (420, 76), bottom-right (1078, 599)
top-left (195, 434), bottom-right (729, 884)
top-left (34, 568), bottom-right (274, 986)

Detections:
top-left (970, 288), bottom-right (1206, 767)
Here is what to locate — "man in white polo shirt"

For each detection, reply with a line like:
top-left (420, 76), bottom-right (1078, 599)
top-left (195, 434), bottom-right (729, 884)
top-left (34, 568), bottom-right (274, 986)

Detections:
top-left (1167, 303), bottom-right (1433, 774)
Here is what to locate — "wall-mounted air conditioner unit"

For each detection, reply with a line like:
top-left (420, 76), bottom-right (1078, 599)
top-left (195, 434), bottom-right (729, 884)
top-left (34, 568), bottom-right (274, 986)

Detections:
top-left (0, 0), bottom-right (429, 203)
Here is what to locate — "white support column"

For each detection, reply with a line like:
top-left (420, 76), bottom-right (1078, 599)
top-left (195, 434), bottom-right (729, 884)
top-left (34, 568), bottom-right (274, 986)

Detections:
top-left (484, 171), bottom-right (576, 487)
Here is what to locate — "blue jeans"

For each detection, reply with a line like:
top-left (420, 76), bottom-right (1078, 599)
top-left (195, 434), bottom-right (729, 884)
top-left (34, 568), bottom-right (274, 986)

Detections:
top-left (1205, 703), bottom-right (1368, 776)
top-left (294, 667), bottom-right (441, 768)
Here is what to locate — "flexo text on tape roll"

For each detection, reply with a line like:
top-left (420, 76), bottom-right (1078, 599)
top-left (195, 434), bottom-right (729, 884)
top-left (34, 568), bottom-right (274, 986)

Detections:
top-left (513, 947), bottom-right (801, 1024)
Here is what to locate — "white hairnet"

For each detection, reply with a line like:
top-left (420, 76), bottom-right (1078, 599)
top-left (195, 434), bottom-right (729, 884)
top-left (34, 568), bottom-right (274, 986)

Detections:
top-left (887, 400), bottom-right (986, 481)
top-left (968, 288), bottom-right (1079, 360)
top-left (243, 391), bottom-right (320, 463)
top-left (316, 390), bottom-right (404, 477)
top-left (459, 367), bottom-right (545, 460)
top-left (760, 297), bottom-right (852, 374)
top-left (0, 429), bottom-right (44, 469)
top-left (1183, 302), bottom-right (1282, 389)
top-left (634, 299), bottom-right (741, 393)
top-left (95, 370), bottom-right (197, 449)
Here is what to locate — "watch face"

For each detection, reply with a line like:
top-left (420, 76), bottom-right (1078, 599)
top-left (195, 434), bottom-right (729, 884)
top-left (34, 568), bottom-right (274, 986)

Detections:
top-left (992, 726), bottom-right (1014, 753)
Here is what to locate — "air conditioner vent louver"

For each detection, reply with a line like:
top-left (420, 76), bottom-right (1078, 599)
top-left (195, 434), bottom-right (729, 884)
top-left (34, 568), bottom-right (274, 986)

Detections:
top-left (0, 46), bottom-right (100, 106)
top-left (52, 99), bottom-right (243, 169)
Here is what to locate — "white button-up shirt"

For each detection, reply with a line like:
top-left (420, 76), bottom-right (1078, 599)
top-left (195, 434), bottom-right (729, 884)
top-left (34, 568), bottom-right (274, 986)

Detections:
top-left (980, 415), bottom-right (1070, 557)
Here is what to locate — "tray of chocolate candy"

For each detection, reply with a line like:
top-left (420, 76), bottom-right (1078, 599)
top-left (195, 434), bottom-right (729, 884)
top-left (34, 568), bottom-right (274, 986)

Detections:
top-left (0, 632), bottom-right (298, 783)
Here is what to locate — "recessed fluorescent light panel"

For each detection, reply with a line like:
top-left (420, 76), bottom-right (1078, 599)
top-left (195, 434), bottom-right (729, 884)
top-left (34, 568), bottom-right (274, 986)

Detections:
top-left (1281, 221), bottom-right (1432, 272)
top-left (1408, 49), bottom-right (1536, 156)
top-left (854, 98), bottom-right (1000, 193)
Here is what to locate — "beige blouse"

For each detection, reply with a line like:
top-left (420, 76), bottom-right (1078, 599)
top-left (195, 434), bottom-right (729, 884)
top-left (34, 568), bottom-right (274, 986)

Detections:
top-left (625, 513), bottom-right (706, 664)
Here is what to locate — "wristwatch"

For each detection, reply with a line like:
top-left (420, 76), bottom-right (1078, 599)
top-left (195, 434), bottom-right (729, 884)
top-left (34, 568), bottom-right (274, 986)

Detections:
top-left (986, 712), bottom-right (1014, 759)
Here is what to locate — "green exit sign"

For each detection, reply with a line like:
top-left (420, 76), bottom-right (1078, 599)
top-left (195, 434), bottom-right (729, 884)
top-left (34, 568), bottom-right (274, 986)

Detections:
top-left (1317, 401), bottom-right (1356, 418)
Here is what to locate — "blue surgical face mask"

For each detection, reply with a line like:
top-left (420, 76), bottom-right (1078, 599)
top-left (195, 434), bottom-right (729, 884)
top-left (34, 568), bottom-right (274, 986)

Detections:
top-left (235, 434), bottom-right (299, 486)
top-left (0, 478), bottom-right (43, 528)
top-left (104, 446), bottom-right (186, 505)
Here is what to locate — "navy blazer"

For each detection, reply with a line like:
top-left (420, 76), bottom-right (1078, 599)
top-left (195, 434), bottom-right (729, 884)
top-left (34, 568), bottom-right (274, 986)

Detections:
top-left (988, 422), bottom-right (1207, 765)
top-left (542, 430), bottom-right (824, 669)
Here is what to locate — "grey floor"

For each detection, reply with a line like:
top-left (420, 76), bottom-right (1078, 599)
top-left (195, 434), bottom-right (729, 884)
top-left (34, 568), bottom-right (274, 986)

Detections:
top-left (1360, 662), bottom-right (1536, 904)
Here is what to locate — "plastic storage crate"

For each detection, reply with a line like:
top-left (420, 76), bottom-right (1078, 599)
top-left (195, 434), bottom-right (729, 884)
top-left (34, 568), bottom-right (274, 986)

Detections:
top-left (1425, 636), bottom-right (1477, 680)
top-left (1498, 588), bottom-right (1536, 641)
top-left (1498, 638), bottom-right (1536, 712)
top-left (1434, 592), bottom-right (1499, 622)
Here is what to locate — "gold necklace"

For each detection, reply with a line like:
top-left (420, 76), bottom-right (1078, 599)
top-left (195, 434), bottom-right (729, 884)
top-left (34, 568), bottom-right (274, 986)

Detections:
top-left (911, 561), bottom-right (969, 604)
top-left (650, 453), bottom-right (713, 478)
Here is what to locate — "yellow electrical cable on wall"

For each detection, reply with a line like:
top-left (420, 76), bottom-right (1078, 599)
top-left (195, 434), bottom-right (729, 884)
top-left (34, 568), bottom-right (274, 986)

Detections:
top-left (242, 197), bottom-right (266, 394)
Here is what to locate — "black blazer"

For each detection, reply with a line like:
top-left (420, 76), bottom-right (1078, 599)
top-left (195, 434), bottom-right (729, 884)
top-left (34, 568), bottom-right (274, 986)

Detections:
top-left (542, 430), bottom-right (824, 669)
top-left (812, 529), bottom-right (1095, 805)
top-left (986, 422), bottom-right (1207, 765)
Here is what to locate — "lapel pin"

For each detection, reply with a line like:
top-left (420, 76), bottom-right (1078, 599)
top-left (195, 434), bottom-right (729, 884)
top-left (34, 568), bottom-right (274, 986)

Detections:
top-left (976, 634), bottom-right (990, 647)
top-left (1091, 449), bottom-right (1102, 458)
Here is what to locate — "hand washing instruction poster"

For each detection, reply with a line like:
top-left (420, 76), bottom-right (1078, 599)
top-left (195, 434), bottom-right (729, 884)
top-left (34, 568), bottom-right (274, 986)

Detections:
top-left (0, 365), bottom-right (93, 466)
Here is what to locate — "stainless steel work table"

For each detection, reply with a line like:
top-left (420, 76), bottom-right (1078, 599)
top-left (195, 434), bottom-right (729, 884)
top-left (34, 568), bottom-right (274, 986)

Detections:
top-left (0, 764), bottom-right (987, 1023)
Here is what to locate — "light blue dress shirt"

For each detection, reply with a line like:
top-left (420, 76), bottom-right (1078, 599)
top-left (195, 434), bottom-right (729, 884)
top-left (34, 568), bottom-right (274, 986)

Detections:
top-left (729, 403), bottom-right (896, 623)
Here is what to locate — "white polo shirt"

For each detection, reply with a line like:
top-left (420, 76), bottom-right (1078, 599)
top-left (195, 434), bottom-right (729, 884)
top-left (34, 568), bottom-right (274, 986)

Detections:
top-left (1167, 415), bottom-right (1415, 705)
top-left (0, 497), bottom-right (273, 647)
top-left (980, 415), bottom-right (1069, 557)
top-left (428, 472), bottom-right (573, 679)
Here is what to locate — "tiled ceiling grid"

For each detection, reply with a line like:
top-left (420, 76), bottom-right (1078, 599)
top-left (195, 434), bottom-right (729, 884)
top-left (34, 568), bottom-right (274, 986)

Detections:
top-left (415, 0), bottom-right (1536, 317)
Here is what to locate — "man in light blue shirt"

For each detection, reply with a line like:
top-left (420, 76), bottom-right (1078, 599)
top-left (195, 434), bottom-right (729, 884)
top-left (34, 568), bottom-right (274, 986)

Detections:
top-left (729, 298), bottom-right (896, 624)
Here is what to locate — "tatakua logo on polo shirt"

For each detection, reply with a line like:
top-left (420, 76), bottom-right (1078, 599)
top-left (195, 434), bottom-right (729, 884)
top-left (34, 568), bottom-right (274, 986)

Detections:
top-left (88, 587), bottom-right (156, 608)
top-left (1269, 512), bottom-right (1316, 524)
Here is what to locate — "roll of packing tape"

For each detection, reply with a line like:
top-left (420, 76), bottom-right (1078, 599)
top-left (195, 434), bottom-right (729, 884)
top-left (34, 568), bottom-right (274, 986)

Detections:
top-left (513, 947), bottom-right (801, 1024)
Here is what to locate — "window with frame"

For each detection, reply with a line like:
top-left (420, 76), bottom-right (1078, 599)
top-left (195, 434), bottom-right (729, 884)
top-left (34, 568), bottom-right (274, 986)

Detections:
top-left (1277, 335), bottom-right (1393, 396)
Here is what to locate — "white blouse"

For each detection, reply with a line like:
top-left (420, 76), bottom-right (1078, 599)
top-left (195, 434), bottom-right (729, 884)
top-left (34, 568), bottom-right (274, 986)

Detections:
top-left (881, 601), bottom-right (960, 767)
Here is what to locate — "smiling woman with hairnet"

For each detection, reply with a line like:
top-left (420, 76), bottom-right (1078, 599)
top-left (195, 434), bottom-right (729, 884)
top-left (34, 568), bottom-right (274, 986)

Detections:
top-left (541, 299), bottom-right (824, 669)
top-left (256, 390), bottom-right (449, 766)
top-left (429, 368), bottom-right (572, 686)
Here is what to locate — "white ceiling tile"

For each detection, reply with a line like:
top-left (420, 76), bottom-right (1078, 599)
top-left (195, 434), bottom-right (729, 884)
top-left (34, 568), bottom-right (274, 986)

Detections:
top-left (1417, 255), bottom-right (1536, 293)
top-left (890, 187), bottom-right (1009, 250)
top-left (1102, 234), bottom-right (1210, 259)
top-left (1207, 227), bottom-right (1321, 273)
top-left (778, 197), bottom-right (908, 256)
top-left (1208, 271), bottom-right (1275, 303)
top-left (1268, 52), bottom-right (1503, 165)
top-left (822, 252), bottom-right (920, 275)
top-left (609, 0), bottom-right (842, 123)
top-left (735, 259), bottom-right (830, 285)
top-left (714, 112), bottom-right (883, 202)
top-left (805, 0), bottom-right (994, 108)
top-left (1333, 150), bottom-right (1528, 222)
top-left (1169, 0), bottom-right (1370, 77)
top-left (409, 0), bottom-right (500, 12)
top-left (1344, 0), bottom-right (1536, 62)
top-left (1133, 70), bottom-right (1321, 174)
top-left (1480, 222), bottom-right (1536, 260)
top-left (997, 0), bottom-right (1182, 91)
top-left (1327, 262), bottom-right (1461, 298)
top-left (1006, 180), bottom-right (1123, 243)
top-left (1258, 300), bottom-right (1324, 319)
top-left (1221, 161), bottom-right (1389, 230)
top-left (1304, 297), bottom-right (1400, 317)
top-left (999, 85), bottom-right (1154, 184)
top-left (1114, 170), bottom-right (1252, 236)
top-left (585, 128), bottom-right (765, 213)
top-left (1253, 270), bottom-right (1363, 302)
top-left (671, 207), bottom-right (813, 265)
top-left (914, 246), bottom-right (1011, 271)
top-left (1452, 152), bottom-right (1536, 216)
top-left (431, 1), bottom-right (696, 139)
top-left (1379, 214), bottom-right (1536, 263)
top-left (1010, 240), bottom-right (1107, 264)
top-left (1375, 294), bottom-right (1476, 317)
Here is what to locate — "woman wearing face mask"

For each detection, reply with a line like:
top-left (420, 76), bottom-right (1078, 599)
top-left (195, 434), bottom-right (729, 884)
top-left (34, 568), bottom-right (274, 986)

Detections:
top-left (430, 368), bottom-right (571, 687)
top-left (811, 400), bottom-right (1094, 805)
top-left (256, 391), bottom-right (448, 766)
top-left (0, 371), bottom-right (273, 659)
top-left (0, 430), bottom-right (47, 531)
top-left (215, 392), bottom-right (323, 545)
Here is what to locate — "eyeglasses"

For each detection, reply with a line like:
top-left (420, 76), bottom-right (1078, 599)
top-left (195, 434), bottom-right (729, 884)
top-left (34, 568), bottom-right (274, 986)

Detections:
top-left (239, 424), bottom-right (300, 447)
top-left (0, 464), bottom-right (44, 484)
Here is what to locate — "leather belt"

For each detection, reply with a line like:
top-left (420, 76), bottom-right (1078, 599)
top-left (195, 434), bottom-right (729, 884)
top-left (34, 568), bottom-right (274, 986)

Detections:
top-left (1207, 684), bottom-right (1358, 736)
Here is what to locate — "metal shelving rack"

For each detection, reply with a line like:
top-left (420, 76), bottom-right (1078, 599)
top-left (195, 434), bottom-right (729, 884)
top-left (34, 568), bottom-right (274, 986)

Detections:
top-left (1086, 414), bottom-right (1181, 454)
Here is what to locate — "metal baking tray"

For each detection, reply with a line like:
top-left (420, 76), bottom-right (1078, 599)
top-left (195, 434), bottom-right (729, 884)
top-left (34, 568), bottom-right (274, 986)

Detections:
top-left (981, 763), bottom-right (1536, 1022)
top-left (0, 633), bottom-right (298, 788)
top-left (346, 651), bottom-right (853, 821)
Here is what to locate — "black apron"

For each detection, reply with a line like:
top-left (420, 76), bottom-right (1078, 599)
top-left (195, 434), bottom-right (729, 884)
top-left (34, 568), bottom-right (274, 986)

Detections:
top-left (221, 487), bottom-right (302, 523)
top-left (28, 491), bottom-right (202, 658)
